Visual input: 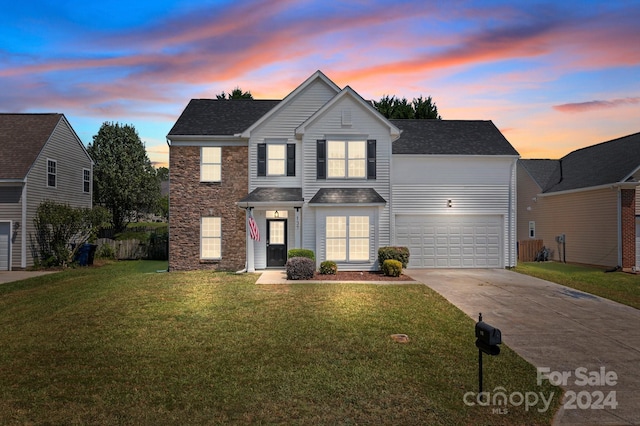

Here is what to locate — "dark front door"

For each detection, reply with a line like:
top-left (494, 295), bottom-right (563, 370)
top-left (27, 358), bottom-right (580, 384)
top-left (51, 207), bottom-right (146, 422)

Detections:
top-left (267, 219), bottom-right (287, 267)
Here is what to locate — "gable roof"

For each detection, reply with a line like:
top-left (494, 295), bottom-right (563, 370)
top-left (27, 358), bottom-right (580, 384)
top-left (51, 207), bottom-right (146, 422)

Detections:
top-left (295, 86), bottom-right (401, 140)
top-left (391, 120), bottom-right (519, 156)
top-left (0, 113), bottom-right (64, 180)
top-left (241, 70), bottom-right (341, 138)
top-left (522, 131), bottom-right (640, 193)
top-left (168, 99), bottom-right (280, 137)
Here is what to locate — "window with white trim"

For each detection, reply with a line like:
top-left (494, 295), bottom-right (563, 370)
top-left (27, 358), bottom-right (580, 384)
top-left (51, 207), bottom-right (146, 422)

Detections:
top-left (201, 217), bottom-right (221, 259)
top-left (529, 221), bottom-right (536, 238)
top-left (267, 144), bottom-right (286, 175)
top-left (327, 140), bottom-right (366, 178)
top-left (83, 169), bottom-right (91, 193)
top-left (326, 215), bottom-right (369, 261)
top-left (47, 159), bottom-right (57, 187)
top-left (201, 147), bottom-right (221, 182)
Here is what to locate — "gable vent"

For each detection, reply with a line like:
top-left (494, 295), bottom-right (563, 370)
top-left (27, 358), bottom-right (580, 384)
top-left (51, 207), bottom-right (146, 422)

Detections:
top-left (341, 109), bottom-right (352, 126)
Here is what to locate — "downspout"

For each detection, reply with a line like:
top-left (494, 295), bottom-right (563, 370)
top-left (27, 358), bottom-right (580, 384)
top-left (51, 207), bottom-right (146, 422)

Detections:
top-left (21, 180), bottom-right (27, 269)
top-left (508, 159), bottom-right (516, 268)
top-left (617, 188), bottom-right (622, 268)
top-left (165, 137), bottom-right (171, 271)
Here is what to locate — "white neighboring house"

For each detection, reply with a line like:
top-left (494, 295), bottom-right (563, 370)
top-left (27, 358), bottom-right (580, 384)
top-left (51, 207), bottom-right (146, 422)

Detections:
top-left (167, 71), bottom-right (519, 272)
top-left (0, 114), bottom-right (93, 270)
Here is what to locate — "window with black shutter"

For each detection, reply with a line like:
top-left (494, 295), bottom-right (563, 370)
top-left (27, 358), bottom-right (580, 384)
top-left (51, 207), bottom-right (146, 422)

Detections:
top-left (286, 144), bottom-right (295, 176)
top-left (317, 140), bottom-right (326, 179)
top-left (257, 143), bottom-right (266, 176)
top-left (367, 139), bottom-right (376, 180)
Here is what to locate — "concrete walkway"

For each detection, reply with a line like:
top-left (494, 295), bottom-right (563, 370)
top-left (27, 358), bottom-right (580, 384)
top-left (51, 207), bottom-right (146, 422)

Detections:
top-left (405, 269), bottom-right (640, 426)
top-left (0, 270), bottom-right (58, 285)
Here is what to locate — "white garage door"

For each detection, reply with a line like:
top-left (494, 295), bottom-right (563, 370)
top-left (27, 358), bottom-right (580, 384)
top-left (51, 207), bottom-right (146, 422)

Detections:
top-left (395, 215), bottom-right (502, 268)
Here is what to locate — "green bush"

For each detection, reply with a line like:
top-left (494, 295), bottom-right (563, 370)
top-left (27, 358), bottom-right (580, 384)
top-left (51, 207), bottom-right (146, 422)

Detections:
top-left (381, 259), bottom-right (403, 277)
top-left (96, 243), bottom-right (115, 260)
top-left (288, 249), bottom-right (315, 261)
top-left (378, 246), bottom-right (410, 268)
top-left (286, 257), bottom-right (315, 280)
top-left (319, 260), bottom-right (337, 275)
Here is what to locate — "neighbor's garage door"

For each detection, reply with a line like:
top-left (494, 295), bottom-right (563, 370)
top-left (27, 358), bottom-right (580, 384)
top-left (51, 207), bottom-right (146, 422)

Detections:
top-left (395, 215), bottom-right (502, 268)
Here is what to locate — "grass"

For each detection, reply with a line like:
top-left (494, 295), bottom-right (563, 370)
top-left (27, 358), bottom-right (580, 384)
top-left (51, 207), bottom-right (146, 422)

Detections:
top-left (514, 262), bottom-right (640, 309)
top-left (0, 261), bottom-right (561, 425)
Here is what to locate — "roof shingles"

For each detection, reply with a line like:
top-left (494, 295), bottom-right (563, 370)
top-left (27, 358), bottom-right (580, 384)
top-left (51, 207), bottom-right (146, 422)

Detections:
top-left (0, 113), bottom-right (62, 180)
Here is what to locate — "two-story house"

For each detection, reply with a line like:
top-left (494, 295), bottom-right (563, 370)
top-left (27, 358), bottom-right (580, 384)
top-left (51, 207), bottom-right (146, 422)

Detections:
top-left (0, 113), bottom-right (93, 270)
top-left (167, 71), bottom-right (519, 272)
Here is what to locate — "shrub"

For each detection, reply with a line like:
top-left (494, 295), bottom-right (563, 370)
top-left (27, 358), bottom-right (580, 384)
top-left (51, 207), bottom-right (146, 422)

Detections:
top-left (288, 248), bottom-right (315, 261)
top-left (382, 259), bottom-right (403, 277)
top-left (96, 243), bottom-right (115, 260)
top-left (319, 260), bottom-right (337, 275)
top-left (286, 257), bottom-right (315, 280)
top-left (378, 246), bottom-right (410, 268)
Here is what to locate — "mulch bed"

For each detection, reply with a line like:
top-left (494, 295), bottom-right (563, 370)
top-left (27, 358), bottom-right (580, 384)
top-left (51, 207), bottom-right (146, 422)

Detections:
top-left (311, 271), bottom-right (414, 281)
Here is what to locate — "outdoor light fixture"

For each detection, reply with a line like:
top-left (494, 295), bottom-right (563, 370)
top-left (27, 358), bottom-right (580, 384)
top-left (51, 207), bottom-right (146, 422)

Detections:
top-left (447, 199), bottom-right (452, 208)
top-left (13, 222), bottom-right (20, 231)
top-left (274, 210), bottom-right (279, 218)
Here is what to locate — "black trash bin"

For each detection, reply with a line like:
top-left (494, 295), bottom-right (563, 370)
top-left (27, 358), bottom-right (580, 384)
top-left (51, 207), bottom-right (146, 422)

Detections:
top-left (76, 243), bottom-right (91, 266)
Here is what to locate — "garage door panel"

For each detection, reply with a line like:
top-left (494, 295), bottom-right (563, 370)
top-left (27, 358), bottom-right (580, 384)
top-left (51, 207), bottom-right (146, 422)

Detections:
top-left (396, 215), bottom-right (502, 269)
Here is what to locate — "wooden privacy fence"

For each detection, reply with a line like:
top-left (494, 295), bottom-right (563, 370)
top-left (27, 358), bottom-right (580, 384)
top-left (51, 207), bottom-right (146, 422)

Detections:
top-left (518, 239), bottom-right (543, 262)
top-left (96, 237), bottom-right (168, 260)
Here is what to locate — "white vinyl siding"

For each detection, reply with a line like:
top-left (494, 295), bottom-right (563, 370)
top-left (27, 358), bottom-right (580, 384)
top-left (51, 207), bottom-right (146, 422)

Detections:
top-left (201, 217), bottom-right (221, 259)
top-left (392, 155), bottom-right (517, 268)
top-left (201, 147), bottom-right (221, 182)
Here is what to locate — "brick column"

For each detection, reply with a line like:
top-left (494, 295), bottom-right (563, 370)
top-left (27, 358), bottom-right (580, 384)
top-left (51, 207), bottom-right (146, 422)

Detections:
top-left (620, 188), bottom-right (636, 270)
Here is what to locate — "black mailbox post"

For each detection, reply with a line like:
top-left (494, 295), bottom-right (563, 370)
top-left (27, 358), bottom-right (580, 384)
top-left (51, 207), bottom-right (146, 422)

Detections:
top-left (475, 313), bottom-right (501, 397)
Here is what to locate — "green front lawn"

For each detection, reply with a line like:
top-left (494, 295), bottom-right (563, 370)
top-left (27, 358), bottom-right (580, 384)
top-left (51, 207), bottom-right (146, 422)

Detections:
top-left (0, 261), bottom-right (560, 425)
top-left (514, 262), bottom-right (640, 309)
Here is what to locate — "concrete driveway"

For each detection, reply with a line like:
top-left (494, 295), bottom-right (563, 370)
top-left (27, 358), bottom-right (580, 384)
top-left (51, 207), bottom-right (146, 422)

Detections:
top-left (405, 268), bottom-right (640, 426)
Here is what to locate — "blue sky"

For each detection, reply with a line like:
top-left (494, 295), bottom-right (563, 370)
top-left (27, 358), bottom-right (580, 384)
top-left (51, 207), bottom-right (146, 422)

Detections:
top-left (2, 0), bottom-right (639, 167)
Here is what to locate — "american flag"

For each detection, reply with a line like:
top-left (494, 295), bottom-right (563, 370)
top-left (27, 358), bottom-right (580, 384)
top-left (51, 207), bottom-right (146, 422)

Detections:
top-left (249, 215), bottom-right (260, 241)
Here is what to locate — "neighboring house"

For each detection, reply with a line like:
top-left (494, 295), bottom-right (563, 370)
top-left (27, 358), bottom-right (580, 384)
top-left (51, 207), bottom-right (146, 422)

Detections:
top-left (0, 114), bottom-right (93, 270)
top-left (518, 132), bottom-right (639, 271)
top-left (167, 71), bottom-right (519, 272)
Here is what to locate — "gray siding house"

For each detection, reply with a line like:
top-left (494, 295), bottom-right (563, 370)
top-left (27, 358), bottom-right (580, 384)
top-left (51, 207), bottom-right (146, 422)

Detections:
top-left (167, 71), bottom-right (519, 272)
top-left (518, 132), bottom-right (639, 271)
top-left (0, 114), bottom-right (93, 270)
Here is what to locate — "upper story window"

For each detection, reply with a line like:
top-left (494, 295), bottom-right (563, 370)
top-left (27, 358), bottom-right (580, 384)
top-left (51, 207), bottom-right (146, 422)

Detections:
top-left (328, 140), bottom-right (365, 178)
top-left (257, 143), bottom-right (295, 177)
top-left (317, 139), bottom-right (376, 180)
top-left (47, 159), bottom-right (57, 188)
top-left (83, 169), bottom-right (91, 193)
top-left (201, 147), bottom-right (221, 182)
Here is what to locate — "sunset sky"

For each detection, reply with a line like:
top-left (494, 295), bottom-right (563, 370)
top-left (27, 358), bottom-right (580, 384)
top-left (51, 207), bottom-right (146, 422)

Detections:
top-left (2, 0), bottom-right (639, 168)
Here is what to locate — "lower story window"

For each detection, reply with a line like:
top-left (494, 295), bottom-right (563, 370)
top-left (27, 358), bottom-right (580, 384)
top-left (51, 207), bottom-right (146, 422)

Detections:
top-left (201, 217), bottom-right (221, 259)
top-left (326, 215), bottom-right (369, 261)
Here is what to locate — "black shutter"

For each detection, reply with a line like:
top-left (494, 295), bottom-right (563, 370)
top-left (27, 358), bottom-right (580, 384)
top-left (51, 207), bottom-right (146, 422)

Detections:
top-left (317, 140), bottom-right (326, 179)
top-left (367, 139), bottom-right (376, 180)
top-left (257, 143), bottom-right (266, 176)
top-left (286, 144), bottom-right (295, 176)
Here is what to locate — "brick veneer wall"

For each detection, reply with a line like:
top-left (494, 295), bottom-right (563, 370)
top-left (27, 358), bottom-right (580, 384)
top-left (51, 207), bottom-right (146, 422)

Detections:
top-left (169, 145), bottom-right (247, 271)
top-left (621, 188), bottom-right (636, 269)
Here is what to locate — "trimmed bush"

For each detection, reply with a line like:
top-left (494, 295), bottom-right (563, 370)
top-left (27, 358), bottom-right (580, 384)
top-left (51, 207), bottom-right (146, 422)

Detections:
top-left (382, 259), bottom-right (403, 277)
top-left (319, 260), bottom-right (338, 275)
top-left (287, 248), bottom-right (315, 261)
top-left (286, 257), bottom-right (315, 280)
top-left (378, 246), bottom-right (410, 268)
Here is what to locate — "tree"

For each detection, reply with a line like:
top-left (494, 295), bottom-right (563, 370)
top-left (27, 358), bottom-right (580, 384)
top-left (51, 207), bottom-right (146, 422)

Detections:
top-left (216, 87), bottom-right (253, 99)
top-left (156, 166), bottom-right (169, 181)
top-left (374, 95), bottom-right (441, 119)
top-left (88, 122), bottom-right (160, 232)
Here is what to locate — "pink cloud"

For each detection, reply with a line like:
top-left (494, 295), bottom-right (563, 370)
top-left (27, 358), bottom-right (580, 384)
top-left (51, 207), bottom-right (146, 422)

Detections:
top-left (553, 97), bottom-right (640, 113)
